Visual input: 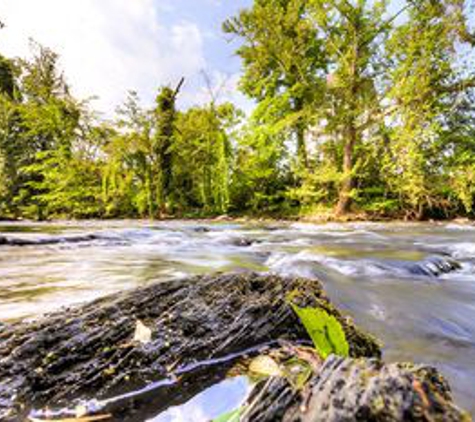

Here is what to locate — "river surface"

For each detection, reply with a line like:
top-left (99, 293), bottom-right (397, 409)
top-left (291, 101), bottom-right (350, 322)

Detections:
top-left (1, 220), bottom-right (475, 419)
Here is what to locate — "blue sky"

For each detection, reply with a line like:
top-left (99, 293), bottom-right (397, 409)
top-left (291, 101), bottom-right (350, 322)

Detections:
top-left (0, 0), bottom-right (253, 116)
top-left (0, 0), bottom-right (472, 116)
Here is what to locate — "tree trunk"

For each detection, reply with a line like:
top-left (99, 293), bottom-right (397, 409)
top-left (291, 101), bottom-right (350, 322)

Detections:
top-left (336, 34), bottom-right (360, 217)
top-left (336, 125), bottom-right (356, 216)
top-left (296, 124), bottom-right (308, 170)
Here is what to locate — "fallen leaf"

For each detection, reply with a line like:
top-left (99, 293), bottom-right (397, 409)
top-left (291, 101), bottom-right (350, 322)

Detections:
top-left (249, 355), bottom-right (282, 377)
top-left (133, 320), bottom-right (152, 344)
top-left (281, 341), bottom-right (322, 371)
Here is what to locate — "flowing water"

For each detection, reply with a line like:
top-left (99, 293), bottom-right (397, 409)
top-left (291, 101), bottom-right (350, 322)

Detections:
top-left (1, 220), bottom-right (475, 419)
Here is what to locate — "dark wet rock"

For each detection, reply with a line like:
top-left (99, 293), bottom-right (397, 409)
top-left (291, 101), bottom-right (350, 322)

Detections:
top-left (243, 355), bottom-right (470, 421)
top-left (230, 237), bottom-right (257, 247)
top-left (407, 256), bottom-right (462, 277)
top-left (0, 233), bottom-right (107, 246)
top-left (0, 272), bottom-right (468, 421)
top-left (193, 226), bottom-right (211, 233)
top-left (0, 273), bottom-right (379, 421)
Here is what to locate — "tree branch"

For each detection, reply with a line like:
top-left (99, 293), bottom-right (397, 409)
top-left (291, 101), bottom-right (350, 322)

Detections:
top-left (172, 77), bottom-right (185, 100)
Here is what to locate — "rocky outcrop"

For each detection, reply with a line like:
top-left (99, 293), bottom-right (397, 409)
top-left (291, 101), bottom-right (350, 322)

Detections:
top-left (0, 272), bottom-right (468, 421)
top-left (0, 273), bottom-right (378, 421)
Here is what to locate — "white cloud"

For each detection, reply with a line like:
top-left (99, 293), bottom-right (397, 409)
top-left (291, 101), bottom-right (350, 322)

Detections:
top-left (0, 0), bottom-right (206, 115)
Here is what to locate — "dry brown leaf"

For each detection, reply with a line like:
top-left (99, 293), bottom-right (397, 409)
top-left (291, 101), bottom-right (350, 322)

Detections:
top-left (281, 341), bottom-right (322, 371)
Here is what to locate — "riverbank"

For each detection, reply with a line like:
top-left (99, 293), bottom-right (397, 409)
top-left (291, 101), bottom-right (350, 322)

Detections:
top-left (1, 212), bottom-right (474, 228)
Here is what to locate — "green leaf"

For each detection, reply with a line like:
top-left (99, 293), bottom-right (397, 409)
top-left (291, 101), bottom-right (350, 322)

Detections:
top-left (291, 304), bottom-right (349, 359)
top-left (213, 407), bottom-right (242, 422)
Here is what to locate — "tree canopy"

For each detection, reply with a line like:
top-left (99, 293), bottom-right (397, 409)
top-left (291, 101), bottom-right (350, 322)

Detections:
top-left (0, 1), bottom-right (474, 220)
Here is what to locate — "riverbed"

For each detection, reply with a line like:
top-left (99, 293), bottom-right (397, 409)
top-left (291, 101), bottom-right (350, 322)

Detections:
top-left (1, 220), bottom-right (474, 418)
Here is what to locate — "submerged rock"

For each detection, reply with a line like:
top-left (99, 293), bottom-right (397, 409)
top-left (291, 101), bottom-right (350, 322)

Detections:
top-left (230, 237), bottom-right (257, 247)
top-left (193, 226), bottom-right (211, 233)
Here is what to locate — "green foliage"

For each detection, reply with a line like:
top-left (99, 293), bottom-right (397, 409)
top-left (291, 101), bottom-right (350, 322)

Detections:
top-left (0, 54), bottom-right (17, 98)
top-left (230, 114), bottom-right (292, 213)
top-left (213, 408), bottom-right (242, 422)
top-left (381, 0), bottom-right (471, 218)
top-left (224, 0), bottom-right (325, 170)
top-left (291, 304), bottom-right (349, 359)
top-left (173, 103), bottom-right (238, 214)
top-left (226, 0), bottom-right (475, 219)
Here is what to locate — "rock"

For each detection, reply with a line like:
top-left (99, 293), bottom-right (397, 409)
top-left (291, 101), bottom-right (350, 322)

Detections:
top-left (230, 237), bottom-right (256, 247)
top-left (407, 256), bottom-right (462, 277)
top-left (0, 272), bottom-right (467, 421)
top-left (0, 233), bottom-right (103, 246)
top-left (193, 226), bottom-right (210, 233)
top-left (0, 273), bottom-right (378, 421)
top-left (243, 355), bottom-right (470, 421)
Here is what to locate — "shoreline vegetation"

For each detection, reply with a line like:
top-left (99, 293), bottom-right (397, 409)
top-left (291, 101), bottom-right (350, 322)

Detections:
top-left (1, 1), bottom-right (475, 223)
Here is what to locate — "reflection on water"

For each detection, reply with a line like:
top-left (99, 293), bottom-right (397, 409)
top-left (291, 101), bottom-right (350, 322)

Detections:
top-left (149, 377), bottom-right (250, 422)
top-left (1, 220), bottom-right (475, 416)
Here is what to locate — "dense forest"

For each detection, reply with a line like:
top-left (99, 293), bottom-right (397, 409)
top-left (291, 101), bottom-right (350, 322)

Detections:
top-left (0, 0), bottom-right (475, 221)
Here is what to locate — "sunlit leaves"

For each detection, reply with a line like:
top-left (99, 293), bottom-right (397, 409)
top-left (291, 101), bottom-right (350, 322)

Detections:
top-left (292, 304), bottom-right (349, 359)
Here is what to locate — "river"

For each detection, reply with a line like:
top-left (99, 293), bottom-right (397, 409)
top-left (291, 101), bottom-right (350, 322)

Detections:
top-left (1, 220), bottom-right (474, 419)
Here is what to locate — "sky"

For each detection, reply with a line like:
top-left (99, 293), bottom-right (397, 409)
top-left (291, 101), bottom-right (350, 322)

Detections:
top-left (0, 0), bottom-right (253, 116)
top-left (0, 0), bottom-right (473, 117)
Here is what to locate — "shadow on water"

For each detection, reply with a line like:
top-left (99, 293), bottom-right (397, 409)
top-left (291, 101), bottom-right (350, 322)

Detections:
top-left (2, 220), bottom-right (475, 417)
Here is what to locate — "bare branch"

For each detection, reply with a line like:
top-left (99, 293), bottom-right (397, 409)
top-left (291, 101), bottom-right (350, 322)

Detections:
top-left (172, 77), bottom-right (185, 100)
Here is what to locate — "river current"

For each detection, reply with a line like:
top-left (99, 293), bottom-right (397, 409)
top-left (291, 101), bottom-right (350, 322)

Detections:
top-left (1, 220), bottom-right (474, 419)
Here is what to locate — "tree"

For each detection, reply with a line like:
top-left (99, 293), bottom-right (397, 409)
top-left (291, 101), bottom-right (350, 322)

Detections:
top-left (1, 41), bottom-right (81, 219)
top-left (174, 102), bottom-right (239, 214)
top-left (152, 80), bottom-right (183, 215)
top-left (305, 0), bottom-right (392, 215)
top-left (226, 0), bottom-right (391, 214)
top-left (0, 55), bottom-right (17, 99)
top-left (224, 0), bottom-right (326, 171)
top-left (103, 81), bottom-right (184, 219)
top-left (384, 0), bottom-right (475, 218)
top-left (0, 50), bottom-right (21, 217)
top-left (28, 106), bottom-right (107, 218)
top-left (103, 91), bottom-right (154, 217)
top-left (231, 111), bottom-right (292, 213)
